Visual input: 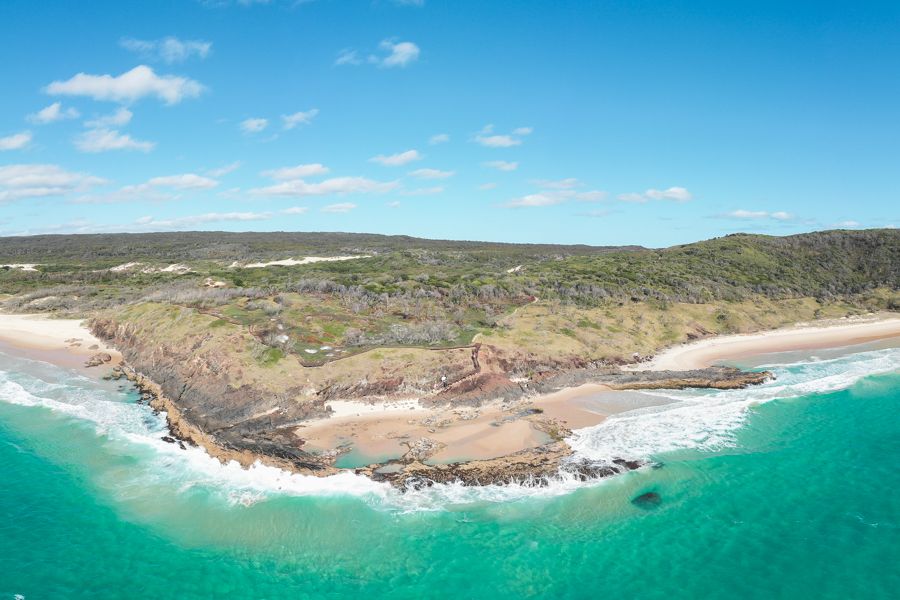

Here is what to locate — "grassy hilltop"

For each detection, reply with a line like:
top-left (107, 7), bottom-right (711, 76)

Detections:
top-left (1, 229), bottom-right (898, 369)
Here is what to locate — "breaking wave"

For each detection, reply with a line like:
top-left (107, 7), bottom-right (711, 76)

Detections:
top-left (1, 344), bottom-right (898, 512)
top-left (569, 346), bottom-right (900, 462)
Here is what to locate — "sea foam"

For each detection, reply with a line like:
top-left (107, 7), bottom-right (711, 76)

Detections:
top-left (1, 345), bottom-right (898, 511)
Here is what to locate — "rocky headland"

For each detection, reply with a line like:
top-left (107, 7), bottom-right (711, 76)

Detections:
top-left (91, 314), bottom-right (771, 488)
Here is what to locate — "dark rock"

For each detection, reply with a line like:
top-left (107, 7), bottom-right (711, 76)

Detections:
top-left (84, 352), bottom-right (113, 368)
top-left (631, 491), bottom-right (662, 509)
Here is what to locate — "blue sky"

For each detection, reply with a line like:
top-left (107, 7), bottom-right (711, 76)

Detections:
top-left (1, 0), bottom-right (898, 246)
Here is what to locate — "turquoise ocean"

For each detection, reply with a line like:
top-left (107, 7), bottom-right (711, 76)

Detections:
top-left (1, 340), bottom-right (898, 599)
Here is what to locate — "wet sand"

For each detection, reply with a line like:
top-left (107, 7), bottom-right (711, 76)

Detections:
top-left (299, 385), bottom-right (675, 467)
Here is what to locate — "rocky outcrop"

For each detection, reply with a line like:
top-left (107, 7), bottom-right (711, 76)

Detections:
top-left (359, 441), bottom-right (646, 489)
top-left (84, 352), bottom-right (112, 367)
top-left (92, 317), bottom-right (336, 475)
top-left (90, 313), bottom-right (772, 488)
top-left (520, 365), bottom-right (772, 398)
top-left (631, 491), bottom-right (662, 509)
top-left (116, 364), bottom-right (339, 475)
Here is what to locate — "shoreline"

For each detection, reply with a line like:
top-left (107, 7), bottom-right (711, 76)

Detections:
top-left (3, 311), bottom-right (899, 487)
top-left (644, 315), bottom-right (900, 371)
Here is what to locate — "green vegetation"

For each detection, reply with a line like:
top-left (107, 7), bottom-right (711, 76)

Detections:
top-left (1, 229), bottom-right (897, 365)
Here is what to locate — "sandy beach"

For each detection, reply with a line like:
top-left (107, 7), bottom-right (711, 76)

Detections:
top-left (302, 315), bottom-right (900, 466)
top-left (4, 309), bottom-right (900, 469)
top-left (645, 315), bottom-right (900, 371)
top-left (0, 313), bottom-right (121, 368)
top-left (300, 384), bottom-right (671, 467)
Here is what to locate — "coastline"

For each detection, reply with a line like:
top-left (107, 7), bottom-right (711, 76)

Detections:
top-left (644, 315), bottom-right (900, 371)
top-left (3, 311), bottom-right (900, 487)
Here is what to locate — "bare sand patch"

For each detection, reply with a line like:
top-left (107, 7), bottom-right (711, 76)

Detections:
top-left (233, 256), bottom-right (371, 269)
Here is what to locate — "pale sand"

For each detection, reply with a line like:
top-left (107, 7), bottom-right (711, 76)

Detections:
top-left (1, 263), bottom-right (40, 271)
top-left (644, 316), bottom-right (900, 371)
top-left (532, 383), bottom-right (615, 429)
top-left (110, 262), bottom-right (191, 274)
top-left (234, 256), bottom-right (371, 269)
top-left (0, 314), bottom-right (121, 366)
top-left (301, 384), bottom-right (660, 465)
top-left (325, 399), bottom-right (427, 418)
top-left (299, 403), bottom-right (556, 466)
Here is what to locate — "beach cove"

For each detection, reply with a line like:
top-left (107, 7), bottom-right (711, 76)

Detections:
top-left (1, 315), bottom-right (899, 598)
top-left (2, 311), bottom-right (899, 481)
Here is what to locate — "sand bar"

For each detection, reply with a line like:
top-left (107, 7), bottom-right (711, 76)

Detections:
top-left (644, 316), bottom-right (900, 371)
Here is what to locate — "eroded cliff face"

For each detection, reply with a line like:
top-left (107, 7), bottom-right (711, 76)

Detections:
top-left (90, 316), bottom-right (337, 472)
top-left (88, 303), bottom-right (483, 473)
top-left (89, 302), bottom-right (771, 484)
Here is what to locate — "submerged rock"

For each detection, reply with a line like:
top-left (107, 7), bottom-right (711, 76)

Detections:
top-left (631, 491), bottom-right (662, 509)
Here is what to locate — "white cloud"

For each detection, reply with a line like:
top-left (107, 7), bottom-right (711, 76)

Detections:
top-left (120, 36), bottom-right (212, 63)
top-left (618, 186), bottom-right (693, 203)
top-left (571, 190), bottom-right (608, 202)
top-left (282, 108), bottom-right (319, 130)
top-left (147, 174), bottom-right (219, 190)
top-left (722, 209), bottom-right (794, 221)
top-left (206, 161), bottom-right (241, 177)
top-left (387, 200), bottom-right (401, 208)
top-left (409, 168), bottom-right (454, 179)
top-left (337, 39), bottom-right (420, 68)
top-left (504, 188), bottom-right (607, 208)
top-left (251, 176), bottom-right (398, 197)
top-left (84, 107), bottom-right (133, 128)
top-left (335, 49), bottom-right (361, 66)
top-left (240, 118), bottom-right (268, 133)
top-left (28, 102), bottom-right (80, 124)
top-left (478, 182), bottom-right (498, 190)
top-left (401, 186), bottom-right (444, 196)
top-left (645, 187), bottom-right (692, 201)
top-left (429, 133), bottom-right (449, 145)
top-left (533, 178), bottom-right (580, 189)
top-left (617, 192), bottom-right (645, 203)
top-left (836, 220), bottom-right (861, 228)
top-left (474, 124), bottom-right (532, 148)
top-left (262, 163), bottom-right (329, 179)
top-left (135, 211), bottom-right (270, 229)
top-left (369, 149), bottom-right (422, 166)
top-left (504, 193), bottom-right (564, 208)
top-left (322, 202), bottom-right (357, 213)
top-left (46, 65), bottom-right (204, 105)
top-left (0, 164), bottom-right (107, 203)
top-left (378, 40), bottom-right (420, 67)
top-left (476, 134), bottom-right (519, 148)
top-left (72, 172), bottom-right (219, 204)
top-left (0, 131), bottom-right (32, 151)
top-left (75, 128), bottom-right (155, 153)
top-left (483, 160), bottom-right (518, 171)
top-left (728, 210), bottom-right (767, 219)
top-left (281, 206), bottom-right (309, 215)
